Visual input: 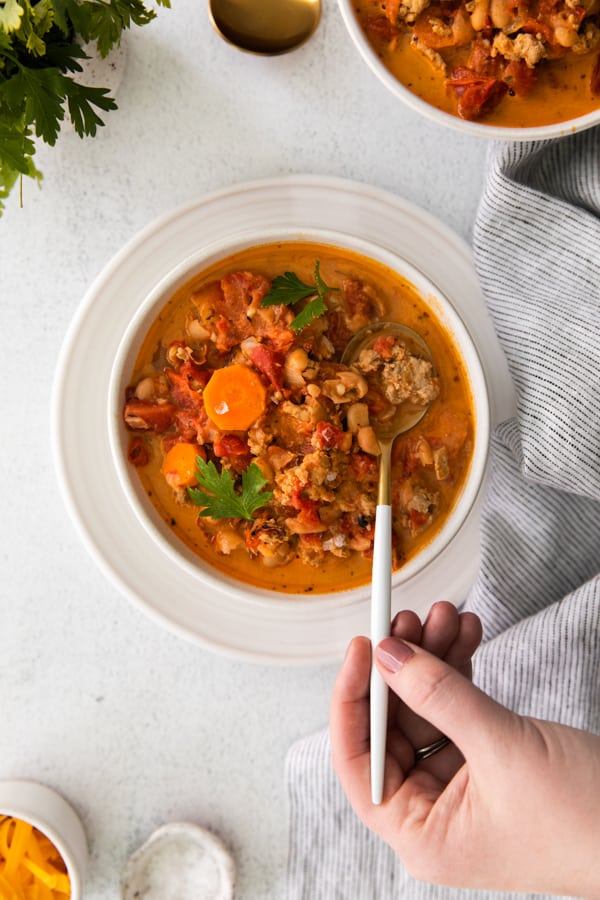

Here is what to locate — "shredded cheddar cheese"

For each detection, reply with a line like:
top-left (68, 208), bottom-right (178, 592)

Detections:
top-left (0, 816), bottom-right (70, 899)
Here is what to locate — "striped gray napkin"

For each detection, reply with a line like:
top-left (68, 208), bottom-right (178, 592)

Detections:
top-left (285, 131), bottom-right (600, 900)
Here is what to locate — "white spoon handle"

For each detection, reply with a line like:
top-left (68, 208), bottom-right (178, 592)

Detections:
top-left (370, 502), bottom-right (392, 805)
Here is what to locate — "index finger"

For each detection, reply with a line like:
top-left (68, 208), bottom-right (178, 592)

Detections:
top-left (330, 636), bottom-right (373, 814)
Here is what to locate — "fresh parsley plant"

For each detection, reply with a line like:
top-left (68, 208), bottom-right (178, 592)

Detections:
top-left (0, 0), bottom-right (169, 214)
top-left (261, 259), bottom-right (338, 333)
top-left (188, 457), bottom-right (273, 521)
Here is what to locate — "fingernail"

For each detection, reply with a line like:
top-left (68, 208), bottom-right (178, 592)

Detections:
top-left (376, 637), bottom-right (415, 672)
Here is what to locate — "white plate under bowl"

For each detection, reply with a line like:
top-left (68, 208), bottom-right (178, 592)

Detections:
top-left (52, 176), bottom-right (516, 665)
top-left (337, 0), bottom-right (600, 141)
top-left (108, 227), bottom-right (489, 609)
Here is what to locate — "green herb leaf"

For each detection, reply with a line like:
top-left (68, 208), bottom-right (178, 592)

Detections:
top-left (0, 120), bottom-right (36, 173)
top-left (94, 2), bottom-right (152, 57)
top-left (260, 259), bottom-right (338, 333)
top-left (0, 0), bottom-right (25, 33)
top-left (0, 0), bottom-right (169, 214)
top-left (289, 295), bottom-right (327, 333)
top-left (12, 67), bottom-right (65, 144)
top-left (41, 40), bottom-right (87, 74)
top-left (188, 458), bottom-right (273, 521)
top-left (261, 270), bottom-right (317, 308)
top-left (64, 79), bottom-right (117, 137)
top-left (0, 110), bottom-right (41, 213)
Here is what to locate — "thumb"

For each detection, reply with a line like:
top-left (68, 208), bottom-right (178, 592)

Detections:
top-left (375, 637), bottom-right (514, 756)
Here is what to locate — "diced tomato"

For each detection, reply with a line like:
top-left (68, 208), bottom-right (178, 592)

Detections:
top-left (127, 436), bottom-right (149, 466)
top-left (213, 434), bottom-right (251, 458)
top-left (169, 359), bottom-right (210, 405)
top-left (123, 400), bottom-right (176, 432)
top-left (446, 65), bottom-right (488, 87)
top-left (288, 482), bottom-right (324, 530)
top-left (468, 37), bottom-right (503, 78)
top-left (372, 335), bottom-right (395, 359)
top-left (214, 272), bottom-right (271, 351)
top-left (214, 272), bottom-right (295, 352)
top-left (361, 13), bottom-right (401, 42)
top-left (446, 67), bottom-right (508, 119)
top-left (313, 420), bottom-right (347, 450)
top-left (503, 59), bottom-right (537, 97)
top-left (245, 342), bottom-right (286, 389)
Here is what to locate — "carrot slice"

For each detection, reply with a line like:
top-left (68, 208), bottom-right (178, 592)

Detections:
top-left (161, 442), bottom-right (202, 488)
top-left (203, 364), bottom-right (267, 431)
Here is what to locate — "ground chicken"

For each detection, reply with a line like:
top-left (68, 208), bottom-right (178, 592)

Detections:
top-left (387, 0), bottom-right (433, 24)
top-left (493, 31), bottom-right (548, 67)
top-left (355, 340), bottom-right (440, 406)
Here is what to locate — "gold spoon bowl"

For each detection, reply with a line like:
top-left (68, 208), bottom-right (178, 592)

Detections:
top-left (342, 320), bottom-right (435, 501)
top-left (208, 0), bottom-right (321, 55)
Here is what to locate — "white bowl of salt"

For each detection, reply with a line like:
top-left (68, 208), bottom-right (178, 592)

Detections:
top-left (121, 822), bottom-right (235, 900)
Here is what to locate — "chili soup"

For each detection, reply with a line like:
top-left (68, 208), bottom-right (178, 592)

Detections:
top-left (345, 0), bottom-right (600, 127)
top-left (121, 240), bottom-right (481, 595)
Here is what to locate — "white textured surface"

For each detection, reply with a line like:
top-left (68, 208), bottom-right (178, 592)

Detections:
top-left (0, 0), bottom-right (488, 898)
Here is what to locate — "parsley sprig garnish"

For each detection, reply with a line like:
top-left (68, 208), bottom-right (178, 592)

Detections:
top-left (0, 0), bottom-right (169, 214)
top-left (188, 458), bottom-right (273, 521)
top-left (261, 260), bottom-right (338, 333)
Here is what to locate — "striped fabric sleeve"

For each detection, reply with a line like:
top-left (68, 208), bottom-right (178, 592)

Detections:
top-left (285, 130), bottom-right (600, 900)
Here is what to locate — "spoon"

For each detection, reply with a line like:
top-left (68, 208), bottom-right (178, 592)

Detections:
top-left (342, 321), bottom-right (435, 806)
top-left (208, 0), bottom-right (321, 55)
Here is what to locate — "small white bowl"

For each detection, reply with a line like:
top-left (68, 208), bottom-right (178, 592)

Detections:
top-left (0, 779), bottom-right (87, 899)
top-left (121, 822), bottom-right (235, 900)
top-left (337, 0), bottom-right (600, 141)
top-left (107, 227), bottom-right (489, 608)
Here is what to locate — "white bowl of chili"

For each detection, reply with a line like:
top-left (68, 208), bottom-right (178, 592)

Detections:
top-left (338, 0), bottom-right (600, 138)
top-left (0, 779), bottom-right (87, 900)
top-left (107, 226), bottom-right (490, 620)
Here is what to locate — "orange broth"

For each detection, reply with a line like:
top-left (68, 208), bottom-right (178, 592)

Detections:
top-left (125, 242), bottom-right (476, 594)
top-left (354, 3), bottom-right (600, 128)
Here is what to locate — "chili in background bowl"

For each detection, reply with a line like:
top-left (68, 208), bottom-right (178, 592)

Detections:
top-left (107, 228), bottom-right (490, 610)
top-left (338, 0), bottom-right (600, 138)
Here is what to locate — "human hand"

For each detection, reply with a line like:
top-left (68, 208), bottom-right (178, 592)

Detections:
top-left (365, 601), bottom-right (483, 786)
top-left (330, 603), bottom-right (600, 898)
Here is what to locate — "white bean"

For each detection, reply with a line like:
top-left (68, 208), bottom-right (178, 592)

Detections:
top-left (135, 377), bottom-right (155, 401)
top-left (490, 0), bottom-right (513, 29)
top-left (284, 348), bottom-right (309, 387)
top-left (346, 402), bottom-right (370, 433)
top-left (357, 426), bottom-right (381, 456)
